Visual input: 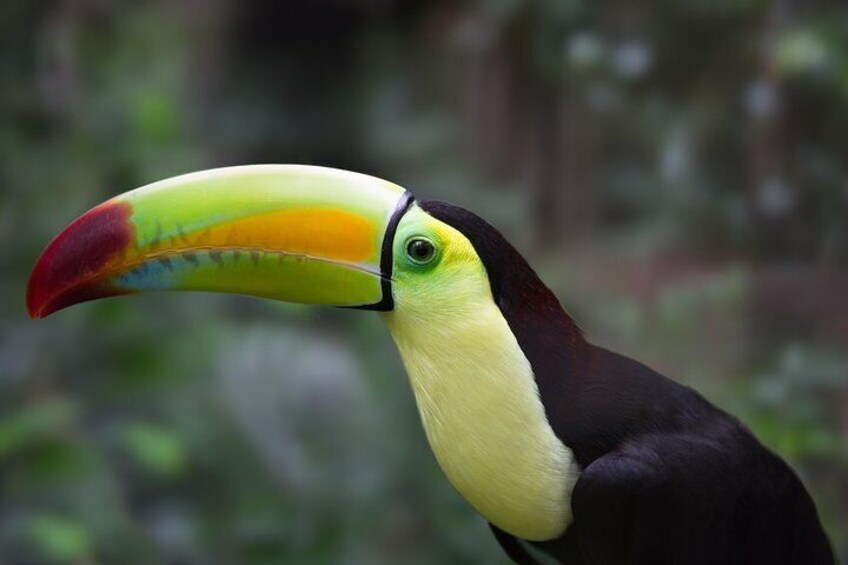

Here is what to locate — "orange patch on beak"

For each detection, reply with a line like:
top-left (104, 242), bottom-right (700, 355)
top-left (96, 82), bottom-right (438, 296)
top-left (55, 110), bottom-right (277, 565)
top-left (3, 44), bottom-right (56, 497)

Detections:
top-left (197, 208), bottom-right (377, 262)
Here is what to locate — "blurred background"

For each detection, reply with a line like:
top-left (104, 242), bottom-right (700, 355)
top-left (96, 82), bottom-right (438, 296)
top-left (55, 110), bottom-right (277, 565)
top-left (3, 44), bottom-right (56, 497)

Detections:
top-left (1, 0), bottom-right (847, 563)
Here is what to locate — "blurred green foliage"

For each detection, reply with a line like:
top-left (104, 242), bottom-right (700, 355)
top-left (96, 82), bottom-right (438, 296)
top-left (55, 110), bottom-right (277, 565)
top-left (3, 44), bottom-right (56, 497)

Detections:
top-left (1, 1), bottom-right (846, 563)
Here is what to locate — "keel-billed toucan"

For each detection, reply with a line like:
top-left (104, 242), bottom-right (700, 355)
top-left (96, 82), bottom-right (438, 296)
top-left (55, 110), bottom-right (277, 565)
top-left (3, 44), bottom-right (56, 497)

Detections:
top-left (27, 166), bottom-right (835, 564)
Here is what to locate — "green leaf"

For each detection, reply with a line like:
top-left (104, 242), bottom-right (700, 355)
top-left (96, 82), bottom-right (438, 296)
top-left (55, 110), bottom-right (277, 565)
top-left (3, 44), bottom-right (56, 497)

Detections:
top-left (0, 399), bottom-right (77, 458)
top-left (122, 422), bottom-right (187, 477)
top-left (29, 515), bottom-right (92, 562)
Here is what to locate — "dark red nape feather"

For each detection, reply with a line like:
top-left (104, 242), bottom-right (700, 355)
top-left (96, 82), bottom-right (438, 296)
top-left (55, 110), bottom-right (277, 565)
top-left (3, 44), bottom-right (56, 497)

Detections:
top-left (27, 200), bottom-right (134, 318)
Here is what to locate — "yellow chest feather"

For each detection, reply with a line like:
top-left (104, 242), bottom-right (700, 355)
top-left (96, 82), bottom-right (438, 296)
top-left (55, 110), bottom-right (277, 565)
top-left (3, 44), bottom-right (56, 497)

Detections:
top-left (382, 298), bottom-right (580, 541)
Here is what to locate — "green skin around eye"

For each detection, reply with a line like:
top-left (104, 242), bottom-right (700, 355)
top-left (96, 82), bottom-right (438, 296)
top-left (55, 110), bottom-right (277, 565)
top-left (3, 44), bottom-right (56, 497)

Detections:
top-left (392, 208), bottom-right (446, 275)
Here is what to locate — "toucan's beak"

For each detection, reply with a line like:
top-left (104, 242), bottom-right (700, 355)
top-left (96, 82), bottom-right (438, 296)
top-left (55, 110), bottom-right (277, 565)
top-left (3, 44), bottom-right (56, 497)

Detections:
top-left (27, 165), bottom-right (414, 318)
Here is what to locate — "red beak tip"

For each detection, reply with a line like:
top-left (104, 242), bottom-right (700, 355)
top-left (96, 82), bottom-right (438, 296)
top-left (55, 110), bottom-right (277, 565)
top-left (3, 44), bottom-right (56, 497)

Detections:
top-left (25, 199), bottom-right (135, 321)
top-left (26, 268), bottom-right (48, 319)
top-left (26, 287), bottom-right (39, 319)
top-left (28, 302), bottom-right (45, 319)
top-left (26, 293), bottom-right (45, 319)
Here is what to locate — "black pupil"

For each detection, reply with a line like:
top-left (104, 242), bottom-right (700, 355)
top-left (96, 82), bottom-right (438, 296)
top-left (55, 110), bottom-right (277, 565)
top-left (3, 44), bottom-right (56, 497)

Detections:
top-left (408, 239), bottom-right (433, 261)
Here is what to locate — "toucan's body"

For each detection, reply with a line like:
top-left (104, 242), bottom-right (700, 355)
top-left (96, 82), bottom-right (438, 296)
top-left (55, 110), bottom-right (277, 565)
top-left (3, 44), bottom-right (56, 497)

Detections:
top-left (27, 166), bottom-right (835, 564)
top-left (414, 202), bottom-right (834, 564)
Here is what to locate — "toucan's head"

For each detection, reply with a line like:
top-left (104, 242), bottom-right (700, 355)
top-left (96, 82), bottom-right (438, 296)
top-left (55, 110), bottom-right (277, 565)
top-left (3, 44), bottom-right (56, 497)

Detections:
top-left (27, 165), bottom-right (501, 322)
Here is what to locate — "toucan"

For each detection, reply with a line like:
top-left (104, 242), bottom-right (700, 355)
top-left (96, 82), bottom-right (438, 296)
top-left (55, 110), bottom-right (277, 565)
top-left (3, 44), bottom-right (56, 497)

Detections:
top-left (27, 165), bottom-right (835, 564)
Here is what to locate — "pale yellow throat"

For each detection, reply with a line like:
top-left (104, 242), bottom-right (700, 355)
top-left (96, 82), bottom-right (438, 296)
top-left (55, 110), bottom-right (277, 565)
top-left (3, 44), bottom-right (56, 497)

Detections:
top-left (381, 254), bottom-right (580, 541)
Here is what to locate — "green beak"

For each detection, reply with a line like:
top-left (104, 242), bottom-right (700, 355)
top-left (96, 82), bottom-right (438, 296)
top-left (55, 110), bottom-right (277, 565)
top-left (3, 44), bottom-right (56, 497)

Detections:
top-left (27, 165), bottom-right (414, 318)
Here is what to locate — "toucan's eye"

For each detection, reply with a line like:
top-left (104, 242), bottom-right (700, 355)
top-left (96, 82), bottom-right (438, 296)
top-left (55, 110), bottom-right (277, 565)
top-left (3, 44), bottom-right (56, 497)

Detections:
top-left (405, 237), bottom-right (437, 265)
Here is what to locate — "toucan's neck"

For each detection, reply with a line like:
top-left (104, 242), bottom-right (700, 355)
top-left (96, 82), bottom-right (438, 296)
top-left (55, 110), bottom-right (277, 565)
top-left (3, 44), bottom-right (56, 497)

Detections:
top-left (382, 282), bottom-right (580, 541)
